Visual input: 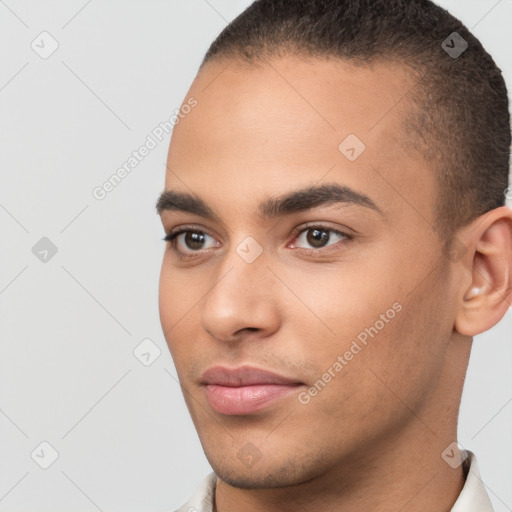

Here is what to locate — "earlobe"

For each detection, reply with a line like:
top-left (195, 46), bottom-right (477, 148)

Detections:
top-left (454, 207), bottom-right (512, 337)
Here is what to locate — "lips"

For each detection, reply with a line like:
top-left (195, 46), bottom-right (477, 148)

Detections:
top-left (201, 365), bottom-right (302, 386)
top-left (200, 365), bottom-right (303, 415)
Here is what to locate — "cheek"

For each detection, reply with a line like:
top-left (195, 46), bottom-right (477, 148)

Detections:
top-left (341, 282), bottom-right (448, 415)
top-left (286, 261), bottom-right (401, 347)
top-left (158, 262), bottom-right (198, 352)
top-left (158, 264), bottom-right (174, 333)
top-left (295, 257), bottom-right (444, 399)
top-left (158, 258), bottom-right (201, 327)
top-left (296, 299), bottom-right (439, 449)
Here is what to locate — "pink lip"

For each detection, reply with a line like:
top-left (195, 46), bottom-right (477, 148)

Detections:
top-left (201, 365), bottom-right (303, 415)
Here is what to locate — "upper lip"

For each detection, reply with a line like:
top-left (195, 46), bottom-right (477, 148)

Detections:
top-left (200, 365), bottom-right (302, 387)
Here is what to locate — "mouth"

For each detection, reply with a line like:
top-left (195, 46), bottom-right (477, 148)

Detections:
top-left (200, 365), bottom-right (304, 415)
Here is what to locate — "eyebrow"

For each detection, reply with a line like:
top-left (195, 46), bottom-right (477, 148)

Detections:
top-left (155, 182), bottom-right (384, 221)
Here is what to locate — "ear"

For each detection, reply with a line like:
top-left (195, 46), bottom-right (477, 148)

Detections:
top-left (454, 206), bottom-right (512, 337)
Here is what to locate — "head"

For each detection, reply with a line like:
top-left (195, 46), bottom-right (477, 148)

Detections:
top-left (157, 0), bottom-right (512, 492)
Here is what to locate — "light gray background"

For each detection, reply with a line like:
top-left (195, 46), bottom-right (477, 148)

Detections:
top-left (0, 1), bottom-right (511, 511)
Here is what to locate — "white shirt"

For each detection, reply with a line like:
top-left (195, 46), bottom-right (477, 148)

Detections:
top-left (172, 450), bottom-right (494, 512)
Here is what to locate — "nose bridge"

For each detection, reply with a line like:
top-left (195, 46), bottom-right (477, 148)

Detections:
top-left (200, 237), bottom-right (279, 340)
top-left (213, 233), bottom-right (272, 298)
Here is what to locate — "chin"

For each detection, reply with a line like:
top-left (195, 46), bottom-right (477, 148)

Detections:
top-left (208, 450), bottom-right (325, 490)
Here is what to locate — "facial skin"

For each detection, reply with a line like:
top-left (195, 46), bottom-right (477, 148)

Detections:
top-left (157, 55), bottom-right (512, 512)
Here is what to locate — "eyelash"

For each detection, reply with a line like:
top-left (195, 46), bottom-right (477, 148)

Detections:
top-left (163, 223), bottom-right (353, 261)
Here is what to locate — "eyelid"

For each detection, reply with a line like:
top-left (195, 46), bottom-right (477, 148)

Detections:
top-left (164, 228), bottom-right (219, 244)
top-left (164, 223), bottom-right (218, 240)
top-left (290, 221), bottom-right (354, 239)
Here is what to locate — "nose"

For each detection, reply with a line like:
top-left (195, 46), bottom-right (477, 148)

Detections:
top-left (200, 247), bottom-right (281, 343)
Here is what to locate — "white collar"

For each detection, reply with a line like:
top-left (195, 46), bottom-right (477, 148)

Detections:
top-left (451, 450), bottom-right (494, 511)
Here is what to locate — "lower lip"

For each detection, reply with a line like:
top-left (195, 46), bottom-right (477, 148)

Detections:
top-left (204, 383), bottom-right (302, 415)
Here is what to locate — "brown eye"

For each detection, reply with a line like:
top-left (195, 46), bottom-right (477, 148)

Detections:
top-left (291, 226), bottom-right (349, 252)
top-left (306, 228), bottom-right (330, 248)
top-left (164, 229), bottom-right (219, 255)
top-left (184, 231), bottom-right (207, 250)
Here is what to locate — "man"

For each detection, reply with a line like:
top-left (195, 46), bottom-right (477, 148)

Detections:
top-left (156, 0), bottom-right (512, 510)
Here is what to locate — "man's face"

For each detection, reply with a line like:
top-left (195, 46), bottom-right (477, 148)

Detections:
top-left (158, 56), bottom-right (456, 488)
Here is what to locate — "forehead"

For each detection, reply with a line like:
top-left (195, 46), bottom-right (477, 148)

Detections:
top-left (165, 55), bottom-right (434, 229)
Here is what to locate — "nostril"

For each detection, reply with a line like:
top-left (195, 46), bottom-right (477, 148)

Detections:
top-left (233, 327), bottom-right (259, 337)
